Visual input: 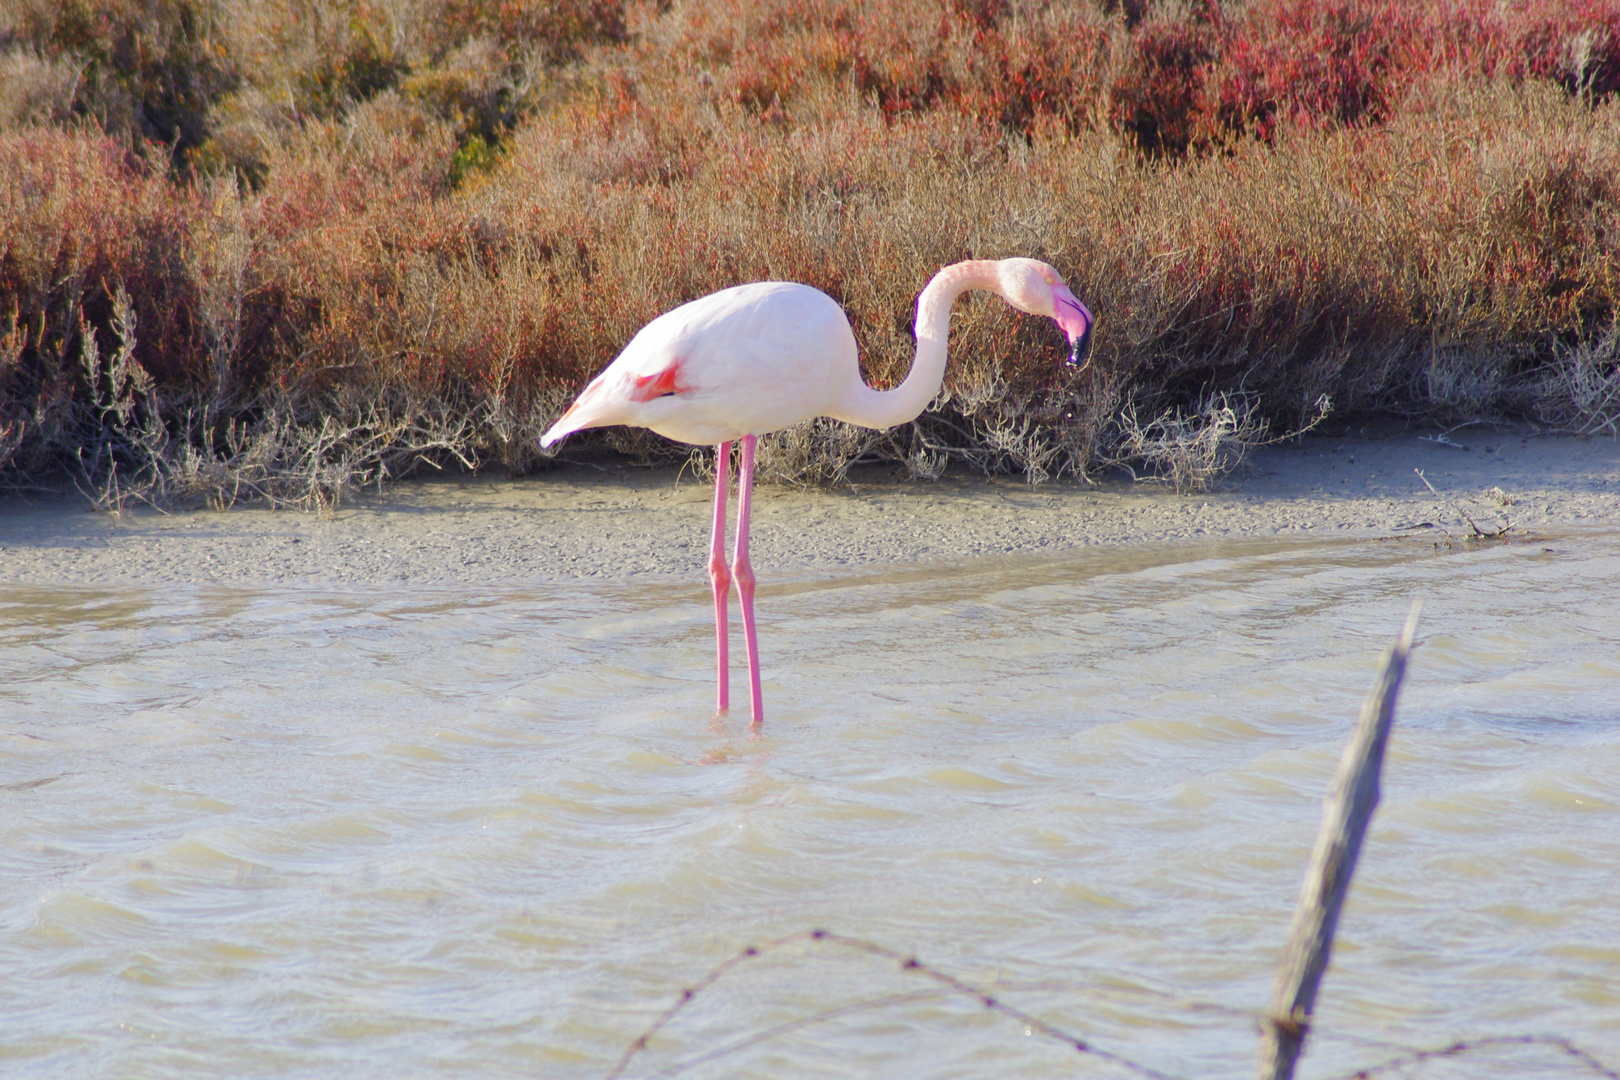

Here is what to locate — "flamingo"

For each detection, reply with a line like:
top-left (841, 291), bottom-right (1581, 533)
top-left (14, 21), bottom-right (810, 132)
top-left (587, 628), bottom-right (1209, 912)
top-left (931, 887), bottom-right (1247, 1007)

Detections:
top-left (540, 258), bottom-right (1094, 725)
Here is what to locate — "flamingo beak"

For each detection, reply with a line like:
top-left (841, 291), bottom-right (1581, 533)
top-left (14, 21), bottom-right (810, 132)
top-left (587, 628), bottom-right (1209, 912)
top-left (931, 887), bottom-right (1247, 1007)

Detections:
top-left (1052, 284), bottom-right (1094, 368)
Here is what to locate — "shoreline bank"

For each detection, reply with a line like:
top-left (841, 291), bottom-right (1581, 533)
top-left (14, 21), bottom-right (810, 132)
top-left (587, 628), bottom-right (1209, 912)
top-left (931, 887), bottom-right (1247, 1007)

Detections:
top-left (3, 429), bottom-right (1617, 588)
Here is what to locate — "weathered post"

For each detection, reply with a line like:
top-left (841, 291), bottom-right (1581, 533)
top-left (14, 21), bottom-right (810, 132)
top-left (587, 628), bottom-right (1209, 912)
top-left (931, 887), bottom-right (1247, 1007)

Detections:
top-left (1257, 602), bottom-right (1421, 1080)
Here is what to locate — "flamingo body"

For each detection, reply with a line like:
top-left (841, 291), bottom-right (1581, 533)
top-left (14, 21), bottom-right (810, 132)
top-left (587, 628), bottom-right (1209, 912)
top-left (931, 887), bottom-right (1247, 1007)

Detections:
top-left (542, 282), bottom-right (859, 448)
top-left (540, 258), bottom-right (1094, 725)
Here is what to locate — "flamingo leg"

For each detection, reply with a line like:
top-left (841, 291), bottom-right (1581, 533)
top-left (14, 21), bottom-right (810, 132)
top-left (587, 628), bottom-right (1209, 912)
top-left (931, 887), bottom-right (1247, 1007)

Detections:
top-left (708, 441), bottom-right (732, 716)
top-left (731, 435), bottom-right (763, 725)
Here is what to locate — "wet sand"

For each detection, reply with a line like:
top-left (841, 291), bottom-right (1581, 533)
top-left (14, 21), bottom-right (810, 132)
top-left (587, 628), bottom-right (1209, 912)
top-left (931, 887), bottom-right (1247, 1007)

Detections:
top-left (3, 427), bottom-right (1618, 585)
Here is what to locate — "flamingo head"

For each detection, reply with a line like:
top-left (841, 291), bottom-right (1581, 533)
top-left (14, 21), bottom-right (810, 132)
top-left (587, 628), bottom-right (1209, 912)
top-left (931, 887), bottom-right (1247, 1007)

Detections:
top-left (996, 258), bottom-right (1094, 368)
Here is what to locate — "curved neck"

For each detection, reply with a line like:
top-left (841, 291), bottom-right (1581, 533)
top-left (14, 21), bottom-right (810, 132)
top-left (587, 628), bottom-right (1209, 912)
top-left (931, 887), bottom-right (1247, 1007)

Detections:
top-left (836, 260), bottom-right (1003, 429)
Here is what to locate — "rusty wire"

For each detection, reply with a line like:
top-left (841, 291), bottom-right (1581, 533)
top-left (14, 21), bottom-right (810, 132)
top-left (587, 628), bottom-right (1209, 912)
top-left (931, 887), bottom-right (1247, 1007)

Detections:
top-left (603, 928), bottom-right (1619, 1080)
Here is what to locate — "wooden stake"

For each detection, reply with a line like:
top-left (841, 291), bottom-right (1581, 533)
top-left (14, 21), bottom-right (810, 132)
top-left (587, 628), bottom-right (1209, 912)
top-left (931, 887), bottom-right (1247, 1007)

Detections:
top-left (1257, 602), bottom-right (1421, 1080)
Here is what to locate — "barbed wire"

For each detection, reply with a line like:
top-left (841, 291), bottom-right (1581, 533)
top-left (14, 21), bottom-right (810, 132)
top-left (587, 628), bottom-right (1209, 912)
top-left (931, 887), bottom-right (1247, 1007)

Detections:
top-left (636, 989), bottom-right (947, 1079)
top-left (1336, 1034), bottom-right (1620, 1080)
top-left (604, 928), bottom-right (1619, 1080)
top-left (605, 928), bottom-right (1181, 1080)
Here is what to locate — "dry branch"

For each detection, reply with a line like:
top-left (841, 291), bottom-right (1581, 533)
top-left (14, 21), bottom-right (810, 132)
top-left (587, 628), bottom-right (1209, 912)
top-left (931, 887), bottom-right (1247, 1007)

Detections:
top-left (1257, 602), bottom-right (1421, 1080)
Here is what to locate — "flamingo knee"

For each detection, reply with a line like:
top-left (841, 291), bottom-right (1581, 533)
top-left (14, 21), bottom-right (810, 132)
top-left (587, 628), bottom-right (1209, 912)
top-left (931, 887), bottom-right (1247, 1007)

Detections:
top-left (729, 558), bottom-right (754, 603)
top-left (731, 435), bottom-right (764, 724)
top-left (709, 440), bottom-right (733, 716)
top-left (708, 554), bottom-right (732, 594)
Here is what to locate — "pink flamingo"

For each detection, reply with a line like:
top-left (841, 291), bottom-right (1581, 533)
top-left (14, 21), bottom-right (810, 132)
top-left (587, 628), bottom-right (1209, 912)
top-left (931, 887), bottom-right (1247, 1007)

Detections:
top-left (540, 258), bottom-right (1094, 725)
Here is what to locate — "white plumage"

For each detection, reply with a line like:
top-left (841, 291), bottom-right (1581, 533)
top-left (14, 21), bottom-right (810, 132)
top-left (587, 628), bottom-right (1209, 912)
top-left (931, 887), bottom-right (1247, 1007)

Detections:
top-left (541, 282), bottom-right (859, 447)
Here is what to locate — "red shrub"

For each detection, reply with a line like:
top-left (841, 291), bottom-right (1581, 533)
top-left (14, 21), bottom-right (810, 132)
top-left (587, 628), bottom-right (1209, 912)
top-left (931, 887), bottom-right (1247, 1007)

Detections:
top-left (1436, 0), bottom-right (1620, 99)
top-left (0, 129), bottom-right (205, 384)
top-left (1109, 16), bottom-right (1222, 158)
top-left (1107, 0), bottom-right (1620, 158)
top-left (1213, 0), bottom-right (1417, 140)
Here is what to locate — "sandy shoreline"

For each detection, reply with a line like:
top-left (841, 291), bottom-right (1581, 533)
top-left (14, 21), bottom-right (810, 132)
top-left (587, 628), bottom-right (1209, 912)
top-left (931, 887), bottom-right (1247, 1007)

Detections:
top-left (3, 427), bottom-right (1617, 587)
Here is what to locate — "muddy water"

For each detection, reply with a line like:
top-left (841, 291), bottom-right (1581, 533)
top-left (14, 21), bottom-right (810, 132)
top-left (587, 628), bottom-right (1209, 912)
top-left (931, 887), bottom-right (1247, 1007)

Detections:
top-left (3, 530), bottom-right (1618, 1079)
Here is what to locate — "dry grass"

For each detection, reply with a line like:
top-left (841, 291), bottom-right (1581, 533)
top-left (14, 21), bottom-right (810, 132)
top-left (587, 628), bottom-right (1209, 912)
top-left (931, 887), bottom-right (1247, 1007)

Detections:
top-left (3, 0), bottom-right (1619, 505)
top-left (1106, 390), bottom-right (1329, 493)
top-left (51, 282), bottom-right (478, 512)
top-left (1528, 320), bottom-right (1620, 436)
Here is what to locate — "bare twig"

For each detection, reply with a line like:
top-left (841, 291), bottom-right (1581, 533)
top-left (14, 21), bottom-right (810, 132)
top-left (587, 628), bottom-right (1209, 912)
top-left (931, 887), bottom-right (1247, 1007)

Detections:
top-left (1413, 469), bottom-right (1513, 538)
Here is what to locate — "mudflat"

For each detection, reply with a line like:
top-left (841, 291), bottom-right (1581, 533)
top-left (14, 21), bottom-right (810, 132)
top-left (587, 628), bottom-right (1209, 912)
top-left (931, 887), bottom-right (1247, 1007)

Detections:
top-left (3, 428), bottom-right (1617, 586)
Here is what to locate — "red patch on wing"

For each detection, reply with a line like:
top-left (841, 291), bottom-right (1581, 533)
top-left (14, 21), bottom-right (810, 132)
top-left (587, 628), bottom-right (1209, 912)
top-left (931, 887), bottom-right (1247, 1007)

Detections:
top-left (628, 360), bottom-right (691, 403)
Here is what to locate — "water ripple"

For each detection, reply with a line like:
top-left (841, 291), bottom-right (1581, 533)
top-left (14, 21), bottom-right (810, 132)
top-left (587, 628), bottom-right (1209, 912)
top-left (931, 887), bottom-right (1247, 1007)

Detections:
top-left (3, 531), bottom-right (1618, 1077)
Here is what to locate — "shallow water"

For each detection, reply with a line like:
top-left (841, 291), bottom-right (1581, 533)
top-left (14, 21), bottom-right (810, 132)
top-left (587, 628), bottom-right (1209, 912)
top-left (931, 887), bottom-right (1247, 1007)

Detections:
top-left (2, 529), bottom-right (1618, 1079)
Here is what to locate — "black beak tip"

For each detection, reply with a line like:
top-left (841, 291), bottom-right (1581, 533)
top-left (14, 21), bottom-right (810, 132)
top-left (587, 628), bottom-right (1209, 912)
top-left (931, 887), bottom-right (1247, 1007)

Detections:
top-left (1066, 324), bottom-right (1093, 369)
